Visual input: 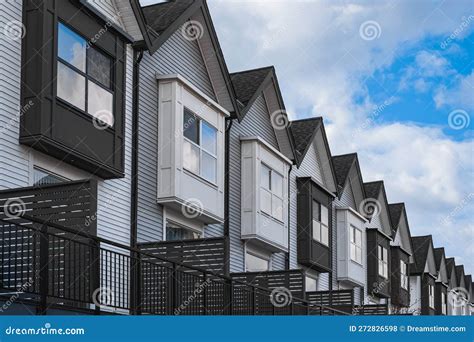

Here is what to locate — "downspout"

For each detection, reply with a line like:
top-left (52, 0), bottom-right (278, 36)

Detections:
top-left (130, 48), bottom-right (144, 314)
top-left (285, 164), bottom-right (292, 270)
top-left (223, 117), bottom-right (233, 276)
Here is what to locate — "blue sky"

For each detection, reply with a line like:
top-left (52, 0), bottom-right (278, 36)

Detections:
top-left (142, 0), bottom-right (473, 274)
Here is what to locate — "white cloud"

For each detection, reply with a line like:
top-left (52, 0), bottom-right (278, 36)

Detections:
top-left (434, 70), bottom-right (474, 110)
top-left (209, 0), bottom-right (474, 272)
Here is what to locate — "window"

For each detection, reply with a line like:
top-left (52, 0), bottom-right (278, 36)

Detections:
top-left (305, 275), bottom-right (318, 292)
top-left (441, 292), bottom-right (447, 314)
top-left (183, 109), bottom-right (217, 183)
top-left (312, 201), bottom-right (329, 246)
top-left (400, 260), bottom-right (408, 290)
top-left (259, 164), bottom-right (284, 221)
top-left (428, 284), bottom-right (435, 309)
top-left (377, 245), bottom-right (388, 278)
top-left (350, 226), bottom-right (362, 264)
top-left (245, 252), bottom-right (269, 272)
top-left (33, 167), bottom-right (68, 186)
top-left (166, 221), bottom-right (202, 241)
top-left (57, 22), bottom-right (114, 127)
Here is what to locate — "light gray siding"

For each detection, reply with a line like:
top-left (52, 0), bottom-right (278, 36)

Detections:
top-left (136, 26), bottom-right (216, 243)
top-left (228, 95), bottom-right (281, 272)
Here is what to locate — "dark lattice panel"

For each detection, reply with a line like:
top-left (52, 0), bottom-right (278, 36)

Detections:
top-left (138, 238), bottom-right (227, 275)
top-left (306, 289), bottom-right (354, 306)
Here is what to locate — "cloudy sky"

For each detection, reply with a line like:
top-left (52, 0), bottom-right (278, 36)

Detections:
top-left (142, 0), bottom-right (473, 273)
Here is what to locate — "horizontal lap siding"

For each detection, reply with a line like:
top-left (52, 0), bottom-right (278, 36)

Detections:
top-left (136, 28), bottom-right (216, 243)
top-left (0, 1), bottom-right (30, 190)
top-left (229, 95), bottom-right (279, 273)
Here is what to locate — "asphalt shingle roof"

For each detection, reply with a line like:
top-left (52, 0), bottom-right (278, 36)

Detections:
top-left (433, 247), bottom-right (445, 270)
top-left (363, 181), bottom-right (382, 200)
top-left (388, 203), bottom-right (404, 230)
top-left (289, 118), bottom-right (321, 161)
top-left (456, 265), bottom-right (465, 284)
top-left (142, 1), bottom-right (194, 35)
top-left (230, 67), bottom-right (273, 108)
top-left (410, 235), bottom-right (432, 275)
top-left (446, 257), bottom-right (456, 279)
top-left (332, 154), bottom-right (357, 190)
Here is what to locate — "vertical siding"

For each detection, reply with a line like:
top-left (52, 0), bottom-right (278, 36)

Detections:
top-left (228, 95), bottom-right (280, 273)
top-left (136, 27), bottom-right (216, 243)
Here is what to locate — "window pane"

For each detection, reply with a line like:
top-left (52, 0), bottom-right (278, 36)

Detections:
top-left (58, 23), bottom-right (86, 72)
top-left (312, 220), bottom-right (321, 241)
top-left (305, 276), bottom-right (317, 292)
top-left (202, 152), bottom-right (216, 183)
top-left (312, 201), bottom-right (320, 221)
top-left (33, 168), bottom-right (67, 186)
top-left (246, 253), bottom-right (269, 272)
top-left (183, 139), bottom-right (200, 174)
top-left (260, 164), bottom-right (271, 189)
top-left (271, 172), bottom-right (283, 197)
top-left (183, 109), bottom-right (199, 144)
top-left (321, 224), bottom-right (329, 246)
top-left (355, 229), bottom-right (361, 246)
top-left (88, 81), bottom-right (114, 126)
top-left (272, 196), bottom-right (283, 221)
top-left (260, 188), bottom-right (272, 215)
top-left (201, 121), bottom-right (217, 154)
top-left (57, 62), bottom-right (85, 110)
top-left (356, 247), bottom-right (362, 263)
top-left (383, 247), bottom-right (388, 261)
top-left (350, 244), bottom-right (356, 261)
top-left (166, 223), bottom-right (201, 241)
top-left (87, 47), bottom-right (111, 88)
top-left (321, 205), bottom-right (328, 225)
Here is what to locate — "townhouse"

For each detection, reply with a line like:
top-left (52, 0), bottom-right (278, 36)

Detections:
top-left (0, 0), bottom-right (471, 316)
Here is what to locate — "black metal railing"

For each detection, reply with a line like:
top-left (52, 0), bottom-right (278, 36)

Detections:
top-left (0, 216), bottom-right (348, 315)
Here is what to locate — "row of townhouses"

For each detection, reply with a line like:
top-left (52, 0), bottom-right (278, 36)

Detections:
top-left (0, 0), bottom-right (472, 316)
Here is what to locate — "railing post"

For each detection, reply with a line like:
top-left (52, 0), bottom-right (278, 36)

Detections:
top-left (130, 251), bottom-right (142, 315)
top-left (37, 224), bottom-right (49, 315)
top-left (202, 273), bottom-right (207, 315)
top-left (171, 263), bottom-right (178, 315)
top-left (91, 239), bottom-right (101, 315)
top-left (251, 286), bottom-right (256, 315)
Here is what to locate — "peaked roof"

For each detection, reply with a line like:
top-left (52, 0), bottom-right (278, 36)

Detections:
top-left (230, 67), bottom-right (273, 109)
top-left (142, 1), bottom-right (194, 36)
top-left (331, 153), bottom-right (366, 201)
top-left (446, 257), bottom-right (457, 280)
top-left (410, 235), bottom-right (434, 275)
top-left (456, 265), bottom-right (465, 285)
top-left (433, 247), bottom-right (446, 270)
top-left (364, 181), bottom-right (383, 200)
top-left (388, 203), bottom-right (404, 233)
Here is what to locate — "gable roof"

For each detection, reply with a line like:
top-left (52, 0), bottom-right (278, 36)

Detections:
top-left (433, 247), bottom-right (449, 283)
top-left (136, 0), bottom-right (241, 120)
top-left (388, 202), bottom-right (414, 258)
top-left (362, 181), bottom-right (393, 236)
top-left (434, 247), bottom-right (446, 270)
top-left (446, 257), bottom-right (457, 281)
top-left (410, 235), bottom-right (436, 275)
top-left (230, 66), bottom-right (297, 162)
top-left (388, 203), bottom-right (404, 234)
top-left (290, 118), bottom-right (321, 160)
top-left (456, 265), bottom-right (466, 287)
top-left (364, 181), bottom-right (383, 200)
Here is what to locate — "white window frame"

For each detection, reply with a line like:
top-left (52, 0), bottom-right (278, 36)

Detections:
top-left (428, 284), bottom-right (435, 309)
top-left (350, 226), bottom-right (362, 264)
top-left (377, 245), bottom-right (388, 278)
top-left (259, 163), bottom-right (284, 222)
top-left (245, 250), bottom-right (270, 272)
top-left (312, 201), bottom-right (329, 246)
top-left (400, 260), bottom-right (408, 290)
top-left (183, 108), bottom-right (218, 184)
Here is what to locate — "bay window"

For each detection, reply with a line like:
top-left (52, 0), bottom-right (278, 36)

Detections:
top-left (378, 245), bottom-right (388, 278)
top-left (400, 260), bottom-right (408, 290)
top-left (260, 164), bottom-right (284, 221)
top-left (350, 226), bottom-right (362, 264)
top-left (183, 108), bottom-right (217, 183)
top-left (312, 201), bottom-right (329, 246)
top-left (57, 22), bottom-right (114, 127)
top-left (428, 284), bottom-right (435, 308)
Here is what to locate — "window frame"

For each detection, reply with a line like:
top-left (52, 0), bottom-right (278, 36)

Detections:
top-left (349, 225), bottom-right (362, 264)
top-left (182, 108), bottom-right (218, 184)
top-left (33, 167), bottom-right (69, 186)
top-left (305, 274), bottom-right (318, 292)
top-left (312, 200), bottom-right (329, 246)
top-left (428, 283), bottom-right (435, 309)
top-left (56, 21), bottom-right (115, 128)
top-left (259, 163), bottom-right (284, 222)
top-left (245, 250), bottom-right (270, 272)
top-left (377, 245), bottom-right (388, 278)
top-left (400, 260), bottom-right (408, 290)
